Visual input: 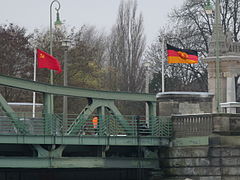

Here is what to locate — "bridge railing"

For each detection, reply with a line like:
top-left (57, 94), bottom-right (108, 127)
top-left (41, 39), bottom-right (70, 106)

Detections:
top-left (0, 112), bottom-right (172, 137)
top-left (172, 114), bottom-right (213, 138)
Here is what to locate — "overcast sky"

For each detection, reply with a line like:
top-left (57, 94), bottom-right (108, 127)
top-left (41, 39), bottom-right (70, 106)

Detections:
top-left (0, 0), bottom-right (185, 45)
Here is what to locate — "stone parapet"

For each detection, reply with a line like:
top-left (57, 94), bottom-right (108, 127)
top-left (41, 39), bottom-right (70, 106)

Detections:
top-left (172, 113), bottom-right (240, 138)
top-left (157, 92), bottom-right (214, 116)
top-left (212, 113), bottom-right (240, 135)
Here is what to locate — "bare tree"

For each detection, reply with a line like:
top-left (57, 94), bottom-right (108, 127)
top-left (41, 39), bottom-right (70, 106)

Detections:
top-left (147, 0), bottom-right (240, 93)
top-left (107, 0), bottom-right (146, 93)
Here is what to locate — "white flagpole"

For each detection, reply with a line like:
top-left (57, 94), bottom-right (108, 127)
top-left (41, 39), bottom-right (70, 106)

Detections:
top-left (32, 48), bottom-right (37, 118)
top-left (162, 36), bottom-right (165, 92)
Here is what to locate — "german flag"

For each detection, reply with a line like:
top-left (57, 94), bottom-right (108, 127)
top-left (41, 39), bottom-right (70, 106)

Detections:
top-left (167, 44), bottom-right (198, 64)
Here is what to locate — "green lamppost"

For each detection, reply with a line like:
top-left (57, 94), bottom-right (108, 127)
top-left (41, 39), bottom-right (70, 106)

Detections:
top-left (49, 0), bottom-right (63, 113)
top-left (205, 0), bottom-right (221, 113)
top-left (143, 61), bottom-right (151, 126)
top-left (62, 39), bottom-right (71, 133)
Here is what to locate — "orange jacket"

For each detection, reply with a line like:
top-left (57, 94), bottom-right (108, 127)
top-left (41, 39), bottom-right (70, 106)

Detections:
top-left (92, 116), bottom-right (99, 127)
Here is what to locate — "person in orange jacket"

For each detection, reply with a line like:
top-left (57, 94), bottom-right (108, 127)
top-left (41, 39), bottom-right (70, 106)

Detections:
top-left (92, 116), bottom-right (99, 134)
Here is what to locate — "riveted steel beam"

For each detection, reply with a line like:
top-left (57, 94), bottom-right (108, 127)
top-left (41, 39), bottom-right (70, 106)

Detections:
top-left (0, 157), bottom-right (159, 169)
top-left (0, 135), bottom-right (169, 146)
top-left (0, 94), bottom-right (28, 134)
top-left (0, 75), bottom-right (156, 102)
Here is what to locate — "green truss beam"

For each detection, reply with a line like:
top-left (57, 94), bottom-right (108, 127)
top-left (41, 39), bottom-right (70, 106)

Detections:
top-left (0, 75), bottom-right (156, 102)
top-left (0, 135), bottom-right (169, 146)
top-left (67, 99), bottom-right (133, 135)
top-left (0, 94), bottom-right (28, 134)
top-left (0, 157), bottom-right (159, 169)
top-left (67, 99), bottom-right (104, 135)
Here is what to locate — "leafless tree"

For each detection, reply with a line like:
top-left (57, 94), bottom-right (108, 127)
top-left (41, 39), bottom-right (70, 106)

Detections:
top-left (107, 0), bottom-right (146, 93)
top-left (147, 0), bottom-right (240, 93)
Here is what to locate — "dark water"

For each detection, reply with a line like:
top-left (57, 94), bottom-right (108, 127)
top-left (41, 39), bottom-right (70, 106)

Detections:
top-left (0, 168), bottom-right (150, 180)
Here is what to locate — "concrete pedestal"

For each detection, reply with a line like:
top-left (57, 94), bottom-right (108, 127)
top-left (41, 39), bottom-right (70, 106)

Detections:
top-left (220, 102), bottom-right (240, 113)
top-left (157, 92), bottom-right (214, 116)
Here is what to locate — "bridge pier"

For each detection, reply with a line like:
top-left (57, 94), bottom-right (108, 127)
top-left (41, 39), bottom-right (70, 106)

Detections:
top-left (159, 113), bottom-right (240, 180)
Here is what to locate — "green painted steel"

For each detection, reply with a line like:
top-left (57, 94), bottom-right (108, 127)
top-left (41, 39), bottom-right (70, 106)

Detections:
top-left (0, 75), bottom-right (156, 102)
top-left (148, 101), bottom-right (157, 117)
top-left (33, 144), bottom-right (65, 158)
top-left (66, 99), bottom-right (134, 135)
top-left (0, 75), bottom-right (171, 171)
top-left (0, 75), bottom-right (160, 136)
top-left (0, 94), bottom-right (28, 134)
top-left (0, 112), bottom-right (172, 138)
top-left (0, 157), bottom-right (159, 169)
top-left (0, 135), bottom-right (169, 146)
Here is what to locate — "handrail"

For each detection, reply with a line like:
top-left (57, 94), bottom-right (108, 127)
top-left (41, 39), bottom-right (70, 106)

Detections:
top-left (0, 112), bottom-right (172, 138)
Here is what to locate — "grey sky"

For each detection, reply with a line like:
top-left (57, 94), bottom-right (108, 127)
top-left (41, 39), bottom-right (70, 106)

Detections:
top-left (0, 0), bottom-right (185, 44)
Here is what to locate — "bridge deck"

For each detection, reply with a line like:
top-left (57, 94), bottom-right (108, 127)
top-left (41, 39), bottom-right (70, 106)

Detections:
top-left (0, 134), bottom-right (169, 146)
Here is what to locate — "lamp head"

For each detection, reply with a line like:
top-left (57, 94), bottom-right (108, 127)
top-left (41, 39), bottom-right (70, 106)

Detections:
top-left (54, 11), bottom-right (63, 29)
top-left (61, 38), bottom-right (71, 49)
top-left (205, 0), bottom-right (213, 15)
top-left (143, 61), bottom-right (151, 68)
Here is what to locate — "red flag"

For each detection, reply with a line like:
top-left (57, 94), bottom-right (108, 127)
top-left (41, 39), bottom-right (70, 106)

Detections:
top-left (37, 49), bottom-right (62, 73)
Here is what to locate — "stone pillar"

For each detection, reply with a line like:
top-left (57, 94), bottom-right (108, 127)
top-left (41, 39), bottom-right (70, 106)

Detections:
top-left (226, 75), bottom-right (236, 102)
top-left (225, 75), bottom-right (237, 113)
top-left (205, 56), bottom-right (240, 113)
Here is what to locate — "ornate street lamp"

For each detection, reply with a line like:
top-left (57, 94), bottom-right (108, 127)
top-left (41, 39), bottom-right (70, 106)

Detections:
top-left (50, 0), bottom-right (63, 84)
top-left (143, 61), bottom-right (151, 126)
top-left (61, 38), bottom-right (71, 133)
top-left (49, 0), bottom-right (63, 113)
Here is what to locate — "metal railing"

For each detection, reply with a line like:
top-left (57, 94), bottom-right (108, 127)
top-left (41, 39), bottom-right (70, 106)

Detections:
top-left (0, 112), bottom-right (172, 138)
top-left (172, 114), bottom-right (213, 138)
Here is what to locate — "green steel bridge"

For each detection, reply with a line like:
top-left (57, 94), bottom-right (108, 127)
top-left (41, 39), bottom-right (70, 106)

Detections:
top-left (0, 75), bottom-right (171, 176)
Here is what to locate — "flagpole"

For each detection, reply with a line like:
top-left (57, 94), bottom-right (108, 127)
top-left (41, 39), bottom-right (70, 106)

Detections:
top-left (32, 48), bottom-right (37, 118)
top-left (161, 36), bottom-right (165, 92)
